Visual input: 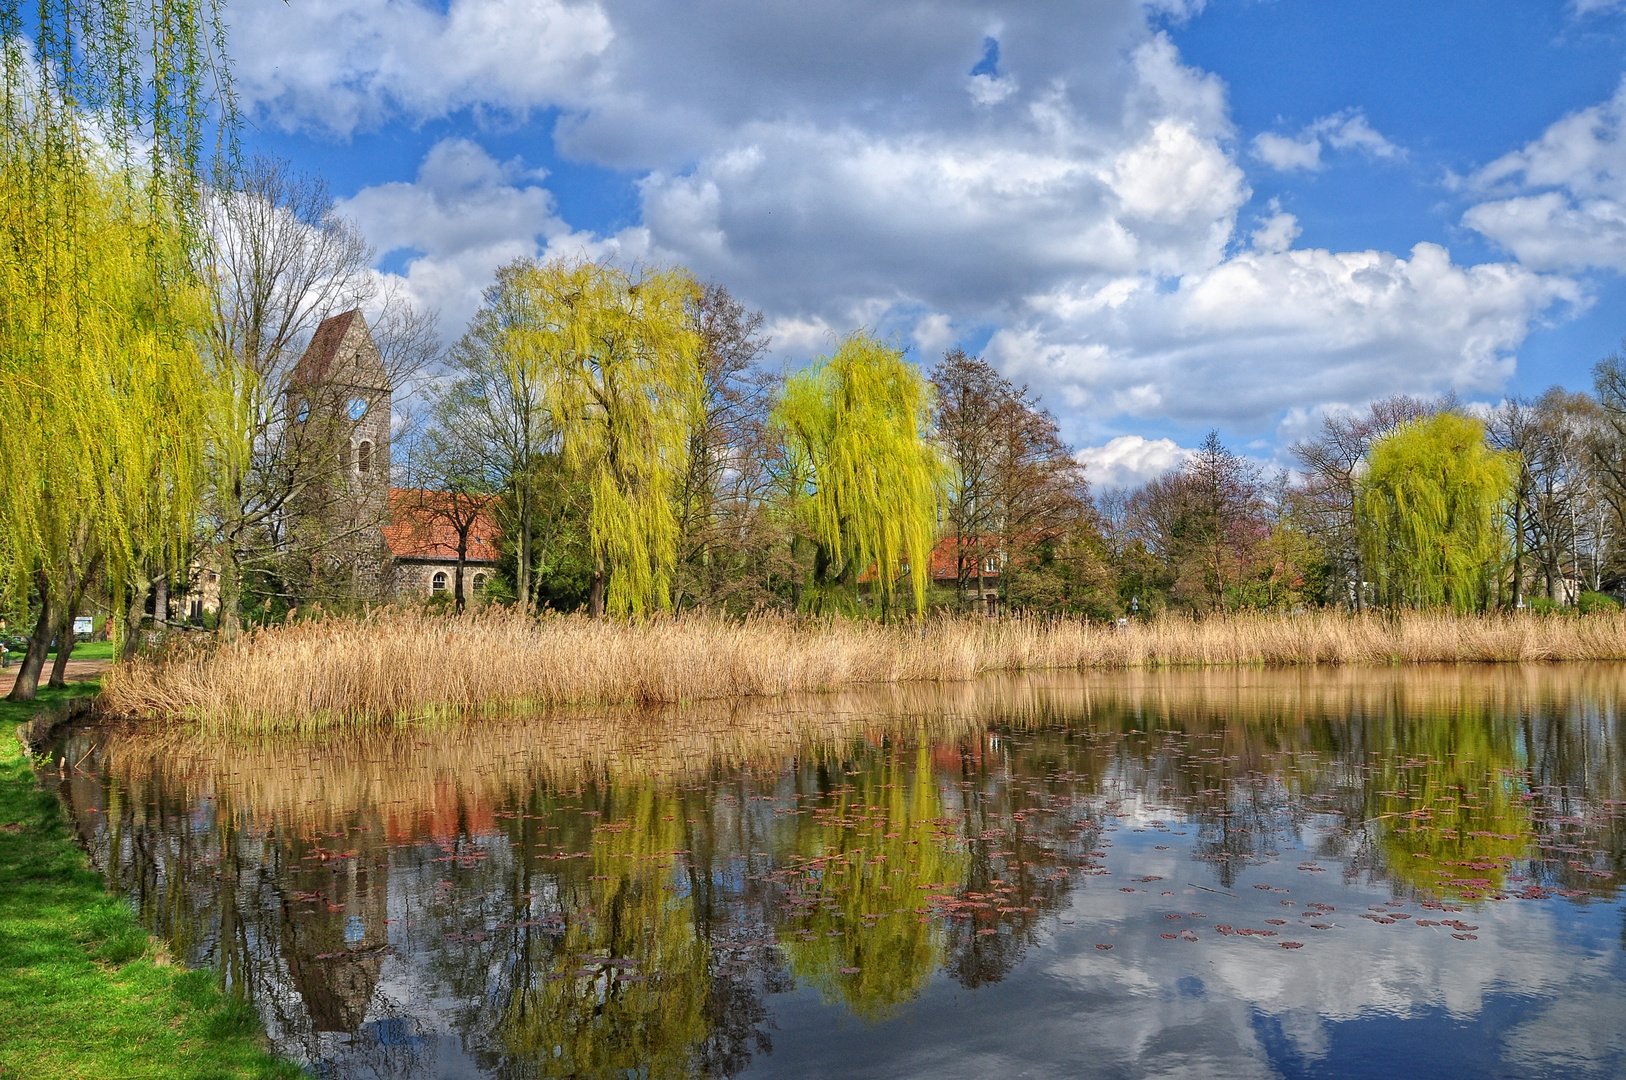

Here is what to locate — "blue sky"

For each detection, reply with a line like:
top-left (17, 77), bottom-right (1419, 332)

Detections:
top-left (230, 0), bottom-right (1626, 486)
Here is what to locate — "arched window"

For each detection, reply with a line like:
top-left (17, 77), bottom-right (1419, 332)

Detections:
top-left (472, 573), bottom-right (487, 592)
top-left (357, 440), bottom-right (372, 473)
top-left (431, 572), bottom-right (448, 593)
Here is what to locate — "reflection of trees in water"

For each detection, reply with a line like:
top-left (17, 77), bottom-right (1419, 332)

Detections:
top-left (51, 665), bottom-right (1626, 1079)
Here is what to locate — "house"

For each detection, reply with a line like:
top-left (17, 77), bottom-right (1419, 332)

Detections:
top-left (383, 489), bottom-right (501, 600)
top-left (858, 536), bottom-right (1003, 614)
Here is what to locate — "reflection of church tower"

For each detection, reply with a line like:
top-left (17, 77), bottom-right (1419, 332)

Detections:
top-left (288, 310), bottom-right (392, 598)
top-left (279, 830), bottom-right (392, 1035)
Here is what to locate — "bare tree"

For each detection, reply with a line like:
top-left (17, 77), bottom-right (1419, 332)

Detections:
top-left (202, 156), bottom-right (435, 633)
top-left (931, 351), bottom-right (1004, 610)
top-left (399, 418), bottom-right (494, 613)
top-left (671, 283), bottom-right (782, 611)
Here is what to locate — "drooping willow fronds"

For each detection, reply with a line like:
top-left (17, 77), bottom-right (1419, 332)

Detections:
top-left (0, 2), bottom-right (228, 615)
top-left (1358, 412), bottom-right (1518, 612)
top-left (772, 332), bottom-right (948, 615)
top-left (502, 259), bottom-right (704, 616)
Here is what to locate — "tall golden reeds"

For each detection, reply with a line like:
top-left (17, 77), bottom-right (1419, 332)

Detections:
top-left (98, 609), bottom-right (1626, 729)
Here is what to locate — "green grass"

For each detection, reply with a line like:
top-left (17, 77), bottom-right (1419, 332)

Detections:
top-left (0, 639), bottom-right (115, 664)
top-left (0, 682), bottom-right (306, 1080)
top-left (48, 640), bottom-right (115, 661)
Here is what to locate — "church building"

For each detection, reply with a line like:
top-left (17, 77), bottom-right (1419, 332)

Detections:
top-left (290, 309), bottom-right (500, 603)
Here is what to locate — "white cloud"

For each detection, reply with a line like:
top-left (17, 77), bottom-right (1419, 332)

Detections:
top-left (1077, 435), bottom-right (1194, 489)
top-left (1251, 204), bottom-right (1302, 254)
top-left (231, 0), bottom-right (612, 136)
top-left (991, 242), bottom-right (1581, 430)
top-left (1252, 110), bottom-right (1401, 173)
top-left (246, 1), bottom-right (1579, 443)
top-left (336, 138), bottom-right (651, 334)
top-left (1463, 79), bottom-right (1626, 271)
top-left (1252, 132), bottom-right (1322, 172)
top-left (966, 72), bottom-right (1019, 106)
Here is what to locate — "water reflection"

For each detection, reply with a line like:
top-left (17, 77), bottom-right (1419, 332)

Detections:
top-left (54, 667), bottom-right (1626, 1079)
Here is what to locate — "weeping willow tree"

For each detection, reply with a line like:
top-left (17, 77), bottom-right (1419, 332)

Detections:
top-left (772, 332), bottom-right (947, 617)
top-left (503, 259), bottom-right (704, 617)
top-left (1358, 413), bottom-right (1518, 613)
top-left (0, 1), bottom-right (228, 698)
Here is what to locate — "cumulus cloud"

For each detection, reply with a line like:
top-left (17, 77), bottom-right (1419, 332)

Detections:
top-left (244, 0), bottom-right (1579, 442)
top-left (1463, 79), bottom-right (1626, 271)
top-left (231, 0), bottom-right (612, 136)
top-left (1251, 203), bottom-right (1302, 253)
top-left (336, 138), bottom-right (651, 334)
top-left (991, 242), bottom-right (1581, 430)
top-left (1077, 435), bottom-right (1194, 489)
top-left (1251, 110), bottom-right (1401, 172)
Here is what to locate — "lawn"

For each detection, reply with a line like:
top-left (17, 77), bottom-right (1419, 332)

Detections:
top-left (0, 682), bottom-right (305, 1080)
top-left (1, 639), bottom-right (115, 665)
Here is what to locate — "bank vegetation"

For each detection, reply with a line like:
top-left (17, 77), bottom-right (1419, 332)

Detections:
top-left (102, 609), bottom-right (1626, 729)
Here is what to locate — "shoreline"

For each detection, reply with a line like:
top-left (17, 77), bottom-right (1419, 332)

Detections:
top-left (102, 608), bottom-right (1626, 731)
top-left (0, 682), bottom-right (304, 1079)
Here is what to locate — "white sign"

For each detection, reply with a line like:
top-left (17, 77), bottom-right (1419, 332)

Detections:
top-left (73, 616), bottom-right (93, 635)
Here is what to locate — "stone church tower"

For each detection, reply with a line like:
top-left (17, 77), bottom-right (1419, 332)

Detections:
top-left (287, 310), bottom-right (392, 599)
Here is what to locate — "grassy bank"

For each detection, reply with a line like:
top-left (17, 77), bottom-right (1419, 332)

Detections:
top-left (102, 608), bottom-right (1626, 729)
top-left (0, 684), bottom-right (303, 1080)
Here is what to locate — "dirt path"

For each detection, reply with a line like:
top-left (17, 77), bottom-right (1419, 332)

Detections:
top-left (1, 658), bottom-right (108, 686)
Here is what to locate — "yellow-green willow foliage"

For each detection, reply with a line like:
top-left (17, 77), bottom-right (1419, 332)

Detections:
top-left (772, 333), bottom-right (948, 615)
top-left (0, 135), bottom-right (211, 614)
top-left (0, 2), bottom-right (227, 618)
top-left (505, 260), bottom-right (704, 616)
top-left (1358, 413), bottom-right (1518, 613)
top-left (779, 744), bottom-right (966, 1019)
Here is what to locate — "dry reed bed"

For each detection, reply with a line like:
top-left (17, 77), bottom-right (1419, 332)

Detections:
top-left (87, 665), bottom-right (1625, 831)
top-left (100, 609), bottom-right (1626, 727)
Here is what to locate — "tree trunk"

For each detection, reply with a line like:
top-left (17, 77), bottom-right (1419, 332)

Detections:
top-left (47, 582), bottom-right (85, 690)
top-left (120, 572), bottom-right (151, 662)
top-left (589, 550), bottom-right (605, 619)
top-left (218, 535), bottom-right (243, 640)
top-left (219, 464), bottom-right (245, 640)
top-left (7, 571), bottom-right (52, 703)
top-left (518, 490), bottom-right (533, 613)
top-left (154, 570), bottom-right (169, 629)
top-left (454, 534), bottom-right (468, 614)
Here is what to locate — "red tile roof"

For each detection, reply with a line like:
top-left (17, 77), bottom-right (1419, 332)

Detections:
top-left (857, 536), bottom-right (1000, 583)
top-left (384, 488), bottom-right (502, 563)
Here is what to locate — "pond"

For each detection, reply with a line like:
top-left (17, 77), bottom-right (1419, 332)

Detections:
top-left (51, 667), bottom-right (1626, 1079)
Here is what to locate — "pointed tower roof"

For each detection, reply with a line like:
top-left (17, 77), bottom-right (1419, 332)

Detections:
top-left (291, 309), bottom-right (385, 389)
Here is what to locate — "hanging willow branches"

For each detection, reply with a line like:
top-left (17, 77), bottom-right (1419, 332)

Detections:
top-left (1358, 413), bottom-right (1518, 613)
top-left (497, 259), bottom-right (704, 617)
top-left (772, 332), bottom-right (948, 616)
top-left (1, 1), bottom-right (231, 695)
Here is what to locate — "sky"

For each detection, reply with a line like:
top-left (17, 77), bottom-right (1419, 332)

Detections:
top-left (229, 0), bottom-right (1626, 488)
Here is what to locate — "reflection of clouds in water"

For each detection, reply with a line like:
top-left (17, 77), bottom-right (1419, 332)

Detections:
top-left (1044, 874), bottom-right (1615, 1073)
top-left (1502, 988), bottom-right (1626, 1075)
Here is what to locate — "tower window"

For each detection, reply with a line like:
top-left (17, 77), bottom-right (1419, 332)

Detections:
top-left (357, 440), bottom-right (372, 473)
top-left (431, 572), bottom-right (448, 593)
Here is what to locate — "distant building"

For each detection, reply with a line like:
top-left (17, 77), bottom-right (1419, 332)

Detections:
top-left (859, 536), bottom-right (1002, 614)
top-left (284, 309), bottom-right (504, 603)
top-left (383, 489), bottom-right (501, 600)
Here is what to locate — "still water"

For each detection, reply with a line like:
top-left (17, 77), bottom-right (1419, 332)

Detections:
top-left (53, 668), bottom-right (1626, 1079)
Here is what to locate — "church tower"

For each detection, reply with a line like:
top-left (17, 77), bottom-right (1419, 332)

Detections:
top-left (287, 310), bottom-right (392, 600)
